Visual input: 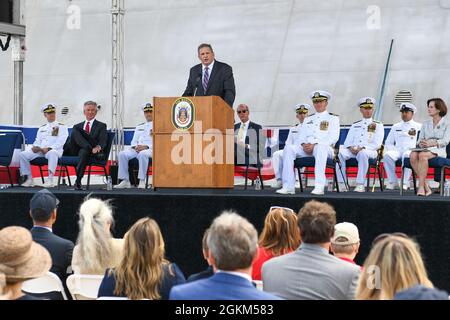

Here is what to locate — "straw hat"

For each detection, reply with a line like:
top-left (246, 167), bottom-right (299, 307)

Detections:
top-left (0, 226), bottom-right (51, 282)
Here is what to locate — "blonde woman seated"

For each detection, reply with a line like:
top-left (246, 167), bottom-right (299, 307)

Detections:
top-left (410, 98), bottom-right (450, 196)
top-left (72, 198), bottom-right (124, 275)
top-left (251, 206), bottom-right (301, 280)
top-left (356, 233), bottom-right (433, 300)
top-left (97, 217), bottom-right (186, 300)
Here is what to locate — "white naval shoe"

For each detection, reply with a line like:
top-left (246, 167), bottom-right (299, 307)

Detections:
top-left (22, 178), bottom-right (34, 188)
top-left (138, 180), bottom-right (147, 189)
top-left (276, 188), bottom-right (295, 195)
top-left (385, 182), bottom-right (398, 190)
top-left (43, 179), bottom-right (57, 188)
top-left (354, 185), bottom-right (366, 193)
top-left (271, 179), bottom-right (283, 189)
top-left (114, 180), bottom-right (131, 189)
top-left (335, 183), bottom-right (349, 192)
top-left (311, 185), bottom-right (325, 195)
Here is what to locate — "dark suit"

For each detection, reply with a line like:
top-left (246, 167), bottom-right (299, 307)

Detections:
top-left (64, 119), bottom-right (107, 184)
top-left (234, 121), bottom-right (266, 166)
top-left (30, 227), bottom-right (74, 300)
top-left (182, 60), bottom-right (236, 108)
top-left (170, 272), bottom-right (282, 300)
top-left (187, 265), bottom-right (214, 283)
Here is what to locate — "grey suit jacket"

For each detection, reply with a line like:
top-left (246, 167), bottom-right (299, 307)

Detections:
top-left (262, 243), bottom-right (360, 300)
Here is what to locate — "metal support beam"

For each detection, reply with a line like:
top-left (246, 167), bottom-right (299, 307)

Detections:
top-left (0, 22), bottom-right (25, 36)
top-left (110, 0), bottom-right (125, 163)
top-left (13, 0), bottom-right (24, 125)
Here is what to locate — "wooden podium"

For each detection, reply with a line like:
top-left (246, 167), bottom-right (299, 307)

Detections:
top-left (153, 96), bottom-right (234, 188)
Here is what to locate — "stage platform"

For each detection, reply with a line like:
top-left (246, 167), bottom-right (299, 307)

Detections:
top-left (1, 185), bottom-right (449, 292)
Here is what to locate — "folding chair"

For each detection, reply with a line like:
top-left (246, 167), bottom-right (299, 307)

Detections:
top-left (128, 157), bottom-right (153, 188)
top-left (58, 131), bottom-right (115, 189)
top-left (293, 143), bottom-right (347, 193)
top-left (66, 274), bottom-right (104, 300)
top-left (22, 272), bottom-right (68, 300)
top-left (30, 157), bottom-right (72, 186)
top-left (0, 132), bottom-right (21, 187)
top-left (401, 144), bottom-right (450, 196)
top-left (344, 145), bottom-right (385, 192)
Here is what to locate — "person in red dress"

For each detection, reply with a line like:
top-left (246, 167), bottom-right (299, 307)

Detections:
top-left (252, 207), bottom-right (301, 280)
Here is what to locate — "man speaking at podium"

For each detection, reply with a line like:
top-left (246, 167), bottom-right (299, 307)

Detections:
top-left (182, 43), bottom-right (236, 108)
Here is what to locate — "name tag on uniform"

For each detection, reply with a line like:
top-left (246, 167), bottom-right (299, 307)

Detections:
top-left (354, 126), bottom-right (361, 128)
top-left (137, 129), bottom-right (144, 131)
top-left (307, 121), bottom-right (313, 125)
top-left (320, 121), bottom-right (329, 131)
top-left (52, 127), bottom-right (59, 136)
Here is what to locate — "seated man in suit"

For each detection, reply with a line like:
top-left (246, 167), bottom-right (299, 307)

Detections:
top-left (29, 189), bottom-right (74, 299)
top-left (182, 43), bottom-right (236, 108)
top-left (20, 104), bottom-right (69, 188)
top-left (262, 200), bottom-right (360, 300)
top-left (187, 228), bottom-right (215, 283)
top-left (234, 104), bottom-right (265, 167)
top-left (63, 101), bottom-right (107, 190)
top-left (336, 97), bottom-right (384, 192)
top-left (115, 103), bottom-right (153, 189)
top-left (170, 211), bottom-right (281, 300)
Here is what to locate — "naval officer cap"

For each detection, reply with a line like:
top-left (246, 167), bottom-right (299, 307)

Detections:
top-left (142, 103), bottom-right (154, 112)
top-left (40, 104), bottom-right (57, 114)
top-left (310, 90), bottom-right (331, 103)
top-left (294, 103), bottom-right (311, 113)
top-left (399, 102), bottom-right (417, 113)
top-left (358, 97), bottom-right (376, 109)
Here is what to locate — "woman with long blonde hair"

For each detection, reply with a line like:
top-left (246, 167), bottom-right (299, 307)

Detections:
top-left (97, 217), bottom-right (185, 300)
top-left (356, 234), bottom-right (433, 300)
top-left (72, 197), bottom-right (123, 275)
top-left (252, 206), bottom-right (301, 280)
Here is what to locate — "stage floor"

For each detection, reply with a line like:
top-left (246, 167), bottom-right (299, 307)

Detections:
top-left (1, 185), bottom-right (449, 291)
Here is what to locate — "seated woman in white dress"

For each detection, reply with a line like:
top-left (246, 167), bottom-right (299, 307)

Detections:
top-left (410, 98), bottom-right (450, 196)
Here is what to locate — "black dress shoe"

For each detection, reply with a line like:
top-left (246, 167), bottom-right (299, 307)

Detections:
top-left (74, 182), bottom-right (83, 191)
top-left (94, 153), bottom-right (105, 161)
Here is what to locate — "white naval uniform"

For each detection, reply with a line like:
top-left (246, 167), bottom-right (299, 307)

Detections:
top-left (19, 122), bottom-right (69, 177)
top-left (383, 120), bottom-right (422, 185)
top-left (281, 111), bottom-right (340, 190)
top-left (337, 118), bottom-right (384, 185)
top-left (118, 121), bottom-right (153, 181)
top-left (272, 123), bottom-right (304, 180)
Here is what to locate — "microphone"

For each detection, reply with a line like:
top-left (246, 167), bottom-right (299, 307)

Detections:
top-left (193, 72), bottom-right (202, 96)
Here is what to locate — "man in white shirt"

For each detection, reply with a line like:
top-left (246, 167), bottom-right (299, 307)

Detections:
top-left (336, 97), bottom-right (384, 192)
top-left (234, 104), bottom-right (264, 166)
top-left (20, 104), bottom-right (69, 188)
top-left (277, 91), bottom-right (340, 195)
top-left (115, 103), bottom-right (153, 189)
top-left (271, 103), bottom-right (311, 188)
top-left (384, 103), bottom-right (422, 190)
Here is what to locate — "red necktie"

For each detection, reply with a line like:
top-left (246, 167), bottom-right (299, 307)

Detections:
top-left (85, 121), bottom-right (90, 134)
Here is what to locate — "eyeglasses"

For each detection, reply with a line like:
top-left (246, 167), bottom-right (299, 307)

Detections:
top-left (237, 110), bottom-right (248, 114)
top-left (270, 206), bottom-right (295, 214)
top-left (371, 232), bottom-right (409, 247)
